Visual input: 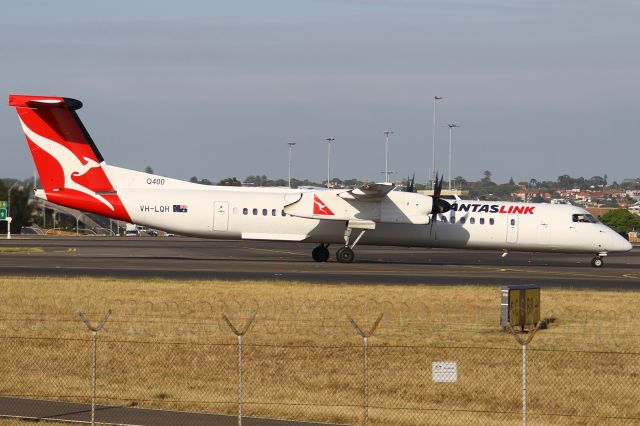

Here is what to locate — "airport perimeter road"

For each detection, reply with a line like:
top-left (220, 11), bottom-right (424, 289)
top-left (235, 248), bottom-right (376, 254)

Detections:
top-left (0, 236), bottom-right (638, 288)
top-left (0, 396), bottom-right (344, 426)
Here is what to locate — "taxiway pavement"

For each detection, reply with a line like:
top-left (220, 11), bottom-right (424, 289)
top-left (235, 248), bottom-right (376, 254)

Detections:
top-left (0, 236), bottom-right (637, 288)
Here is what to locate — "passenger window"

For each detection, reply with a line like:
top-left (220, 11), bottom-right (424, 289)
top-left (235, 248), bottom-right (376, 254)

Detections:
top-left (480, 218), bottom-right (485, 225)
top-left (441, 216), bottom-right (448, 223)
top-left (262, 209), bottom-right (268, 216)
top-left (490, 218), bottom-right (494, 225)
top-left (253, 208), bottom-right (258, 215)
top-left (272, 209), bottom-right (276, 216)
top-left (243, 208), bottom-right (248, 215)
top-left (281, 210), bottom-right (286, 217)
top-left (510, 219), bottom-right (516, 226)
top-left (470, 217), bottom-right (475, 224)
top-left (460, 217), bottom-right (466, 224)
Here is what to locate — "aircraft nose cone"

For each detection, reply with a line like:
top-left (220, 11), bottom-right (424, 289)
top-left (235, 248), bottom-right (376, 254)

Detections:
top-left (609, 232), bottom-right (633, 252)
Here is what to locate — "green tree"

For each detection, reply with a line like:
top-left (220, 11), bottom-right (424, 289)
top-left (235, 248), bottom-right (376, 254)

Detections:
top-left (245, 175), bottom-right (268, 186)
top-left (218, 177), bottom-right (242, 186)
top-left (0, 180), bottom-right (34, 234)
top-left (600, 209), bottom-right (640, 233)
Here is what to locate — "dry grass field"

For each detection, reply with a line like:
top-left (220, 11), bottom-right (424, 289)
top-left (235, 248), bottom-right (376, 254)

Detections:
top-left (2, 420), bottom-right (76, 426)
top-left (1, 276), bottom-right (639, 425)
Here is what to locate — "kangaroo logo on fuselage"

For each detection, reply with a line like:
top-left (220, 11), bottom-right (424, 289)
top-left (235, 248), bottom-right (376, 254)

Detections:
top-left (19, 118), bottom-right (115, 211)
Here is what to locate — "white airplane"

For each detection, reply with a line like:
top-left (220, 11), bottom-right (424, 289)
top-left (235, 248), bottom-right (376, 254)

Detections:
top-left (9, 94), bottom-right (632, 267)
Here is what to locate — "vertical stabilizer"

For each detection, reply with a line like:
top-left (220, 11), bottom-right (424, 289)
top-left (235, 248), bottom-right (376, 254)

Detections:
top-left (8, 94), bottom-right (131, 221)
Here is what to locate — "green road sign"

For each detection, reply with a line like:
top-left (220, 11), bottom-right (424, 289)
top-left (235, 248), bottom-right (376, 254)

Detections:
top-left (0, 209), bottom-right (6, 220)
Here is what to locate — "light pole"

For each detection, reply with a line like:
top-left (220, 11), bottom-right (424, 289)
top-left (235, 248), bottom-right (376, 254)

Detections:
top-left (447, 123), bottom-right (459, 191)
top-left (383, 131), bottom-right (393, 183)
top-left (287, 142), bottom-right (296, 188)
top-left (325, 137), bottom-right (335, 188)
top-left (432, 96), bottom-right (443, 189)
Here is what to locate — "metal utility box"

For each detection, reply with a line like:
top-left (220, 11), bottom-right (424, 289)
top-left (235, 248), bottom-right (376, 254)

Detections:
top-left (501, 285), bottom-right (540, 331)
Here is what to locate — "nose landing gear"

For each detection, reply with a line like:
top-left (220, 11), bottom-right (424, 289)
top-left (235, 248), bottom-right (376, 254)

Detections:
top-left (591, 252), bottom-right (607, 267)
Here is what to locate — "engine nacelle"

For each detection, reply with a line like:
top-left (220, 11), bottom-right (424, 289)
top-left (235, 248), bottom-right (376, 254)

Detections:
top-left (284, 190), bottom-right (434, 225)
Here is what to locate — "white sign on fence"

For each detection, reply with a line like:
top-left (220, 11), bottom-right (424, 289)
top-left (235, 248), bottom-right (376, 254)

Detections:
top-left (432, 361), bottom-right (457, 383)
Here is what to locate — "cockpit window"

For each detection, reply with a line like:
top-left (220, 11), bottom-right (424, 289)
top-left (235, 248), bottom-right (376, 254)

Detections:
top-left (572, 214), bottom-right (598, 223)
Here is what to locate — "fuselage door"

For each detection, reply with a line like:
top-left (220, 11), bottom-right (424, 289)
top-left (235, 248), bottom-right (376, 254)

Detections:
top-left (506, 214), bottom-right (518, 243)
top-left (213, 201), bottom-right (229, 232)
top-left (538, 220), bottom-right (550, 245)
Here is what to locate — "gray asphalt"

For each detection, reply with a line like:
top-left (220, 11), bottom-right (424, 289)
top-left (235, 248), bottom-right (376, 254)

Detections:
top-left (0, 236), bottom-right (638, 288)
top-left (0, 396), bottom-right (343, 426)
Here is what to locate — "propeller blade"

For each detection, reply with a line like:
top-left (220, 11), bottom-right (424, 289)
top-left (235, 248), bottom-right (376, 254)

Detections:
top-left (430, 173), bottom-right (441, 235)
top-left (429, 173), bottom-right (451, 236)
top-left (405, 173), bottom-right (416, 193)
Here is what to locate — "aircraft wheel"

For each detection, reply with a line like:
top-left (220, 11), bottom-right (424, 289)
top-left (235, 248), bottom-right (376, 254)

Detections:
top-left (336, 247), bottom-right (355, 264)
top-left (591, 256), bottom-right (604, 268)
top-left (312, 245), bottom-right (330, 262)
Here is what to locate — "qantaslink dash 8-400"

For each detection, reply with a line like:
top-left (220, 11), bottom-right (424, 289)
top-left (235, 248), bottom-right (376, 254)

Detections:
top-left (8, 94), bottom-right (632, 267)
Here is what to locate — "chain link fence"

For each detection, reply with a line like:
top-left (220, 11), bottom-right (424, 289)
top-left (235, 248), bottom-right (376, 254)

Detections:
top-left (1, 291), bottom-right (640, 425)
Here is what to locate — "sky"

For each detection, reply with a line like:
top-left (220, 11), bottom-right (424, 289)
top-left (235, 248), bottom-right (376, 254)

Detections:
top-left (1, 0), bottom-right (639, 185)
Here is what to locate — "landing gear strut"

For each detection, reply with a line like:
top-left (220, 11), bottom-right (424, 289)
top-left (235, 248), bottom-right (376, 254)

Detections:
top-left (312, 244), bottom-right (330, 262)
top-left (336, 221), bottom-right (373, 263)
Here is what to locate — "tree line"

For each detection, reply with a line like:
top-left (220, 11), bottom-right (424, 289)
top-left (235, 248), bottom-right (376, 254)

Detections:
top-left (2, 170), bottom-right (639, 234)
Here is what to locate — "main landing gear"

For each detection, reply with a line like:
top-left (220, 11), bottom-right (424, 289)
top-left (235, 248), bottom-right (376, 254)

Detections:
top-left (335, 222), bottom-right (370, 264)
top-left (336, 246), bottom-right (355, 263)
top-left (310, 221), bottom-right (373, 264)
top-left (591, 252), bottom-right (607, 268)
top-left (312, 244), bottom-right (330, 262)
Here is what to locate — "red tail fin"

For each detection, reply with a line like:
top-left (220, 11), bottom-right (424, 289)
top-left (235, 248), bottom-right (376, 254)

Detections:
top-left (9, 94), bottom-right (131, 221)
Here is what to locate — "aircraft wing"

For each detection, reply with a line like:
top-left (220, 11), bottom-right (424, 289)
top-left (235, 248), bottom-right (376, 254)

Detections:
top-left (337, 182), bottom-right (395, 200)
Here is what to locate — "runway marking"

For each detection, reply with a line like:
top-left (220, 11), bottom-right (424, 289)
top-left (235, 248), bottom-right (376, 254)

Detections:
top-left (461, 265), bottom-right (632, 281)
top-left (0, 247), bottom-right (43, 253)
top-left (622, 274), bottom-right (639, 279)
top-left (67, 248), bottom-right (77, 252)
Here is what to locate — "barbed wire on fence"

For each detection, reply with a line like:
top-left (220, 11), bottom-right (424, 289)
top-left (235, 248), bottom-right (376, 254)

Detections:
top-left (1, 302), bottom-right (640, 425)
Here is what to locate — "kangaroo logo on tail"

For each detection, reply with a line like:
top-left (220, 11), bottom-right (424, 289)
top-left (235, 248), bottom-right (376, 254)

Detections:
top-left (20, 118), bottom-right (115, 211)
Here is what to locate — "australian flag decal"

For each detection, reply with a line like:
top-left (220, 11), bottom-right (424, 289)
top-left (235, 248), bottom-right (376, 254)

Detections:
top-left (173, 204), bottom-right (188, 213)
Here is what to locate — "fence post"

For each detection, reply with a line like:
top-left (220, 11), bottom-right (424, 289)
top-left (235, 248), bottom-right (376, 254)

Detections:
top-left (507, 323), bottom-right (541, 426)
top-left (348, 313), bottom-right (384, 426)
top-left (223, 312), bottom-right (257, 426)
top-left (78, 310), bottom-right (112, 426)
